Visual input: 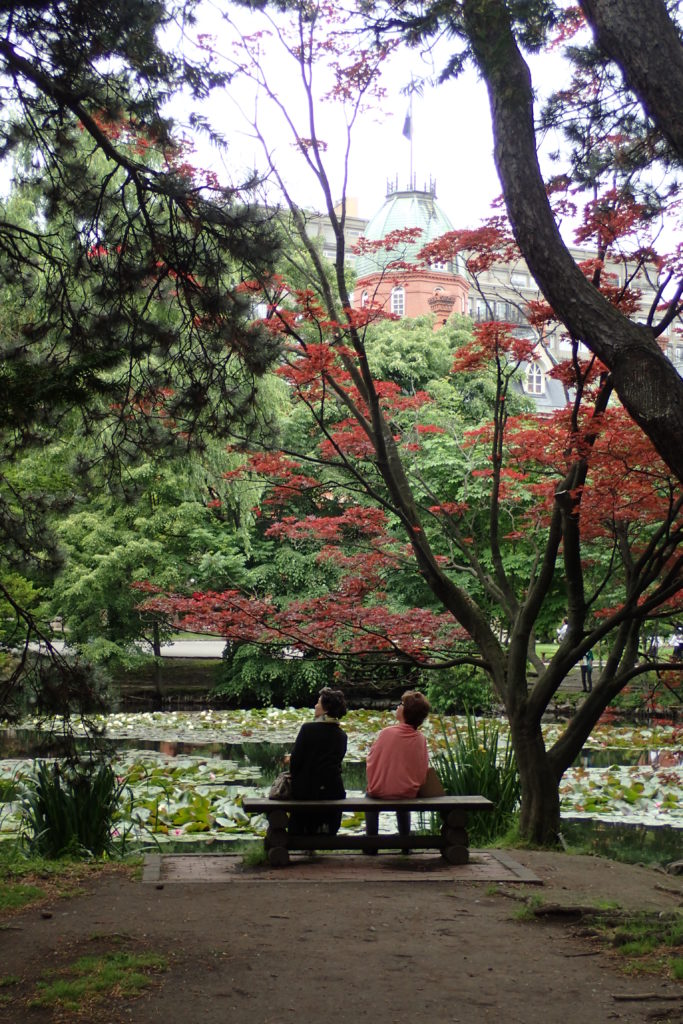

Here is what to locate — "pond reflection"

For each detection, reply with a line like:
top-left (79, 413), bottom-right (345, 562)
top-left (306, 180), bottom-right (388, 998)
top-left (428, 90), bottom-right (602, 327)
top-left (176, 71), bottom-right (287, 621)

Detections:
top-left (561, 819), bottom-right (683, 864)
top-left (578, 746), bottom-right (683, 768)
top-left (0, 728), bottom-right (369, 791)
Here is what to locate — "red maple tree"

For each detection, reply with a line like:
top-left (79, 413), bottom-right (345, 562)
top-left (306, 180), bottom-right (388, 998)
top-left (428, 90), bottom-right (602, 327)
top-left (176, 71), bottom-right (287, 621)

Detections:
top-left (140, 3), bottom-right (681, 844)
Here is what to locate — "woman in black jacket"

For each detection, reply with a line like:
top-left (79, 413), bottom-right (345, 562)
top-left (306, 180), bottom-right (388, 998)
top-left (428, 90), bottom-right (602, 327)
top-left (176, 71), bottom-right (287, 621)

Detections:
top-left (288, 687), bottom-right (348, 835)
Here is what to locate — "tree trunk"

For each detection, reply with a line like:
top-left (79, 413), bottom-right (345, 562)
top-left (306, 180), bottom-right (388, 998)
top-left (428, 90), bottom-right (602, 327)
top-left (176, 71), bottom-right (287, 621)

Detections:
top-left (152, 622), bottom-right (165, 709)
top-left (461, 0), bottom-right (683, 484)
top-left (580, 0), bottom-right (683, 161)
top-left (509, 710), bottom-right (562, 846)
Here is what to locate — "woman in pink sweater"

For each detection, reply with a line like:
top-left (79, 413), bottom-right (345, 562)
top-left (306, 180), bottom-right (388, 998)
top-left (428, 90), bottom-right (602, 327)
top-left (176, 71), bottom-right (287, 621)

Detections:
top-left (364, 691), bottom-right (431, 848)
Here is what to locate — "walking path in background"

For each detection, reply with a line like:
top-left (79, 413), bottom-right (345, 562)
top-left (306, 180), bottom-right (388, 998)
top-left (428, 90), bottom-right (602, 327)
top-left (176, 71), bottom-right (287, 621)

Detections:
top-left (36, 638), bottom-right (228, 659)
top-left (156, 640), bottom-right (227, 658)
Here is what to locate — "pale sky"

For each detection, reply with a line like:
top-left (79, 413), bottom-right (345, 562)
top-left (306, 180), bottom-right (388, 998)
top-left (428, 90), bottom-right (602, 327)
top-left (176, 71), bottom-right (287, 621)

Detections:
top-left (200, 73), bottom-right (502, 228)
top-left (183, 8), bottom-right (679, 263)
top-left (174, 4), bottom-right (510, 230)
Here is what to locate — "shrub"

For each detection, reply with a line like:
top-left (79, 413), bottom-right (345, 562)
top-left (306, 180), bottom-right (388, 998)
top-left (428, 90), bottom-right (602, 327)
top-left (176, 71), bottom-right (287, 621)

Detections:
top-left (213, 644), bottom-right (338, 706)
top-left (433, 712), bottom-right (520, 844)
top-left (19, 761), bottom-right (131, 859)
top-left (424, 666), bottom-right (494, 714)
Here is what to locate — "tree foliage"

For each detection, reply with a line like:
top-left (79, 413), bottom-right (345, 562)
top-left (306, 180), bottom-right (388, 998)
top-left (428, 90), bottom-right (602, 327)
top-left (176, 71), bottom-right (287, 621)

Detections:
top-left (138, 1), bottom-right (681, 844)
top-left (366, 0), bottom-right (683, 482)
top-left (0, 0), bottom-right (281, 715)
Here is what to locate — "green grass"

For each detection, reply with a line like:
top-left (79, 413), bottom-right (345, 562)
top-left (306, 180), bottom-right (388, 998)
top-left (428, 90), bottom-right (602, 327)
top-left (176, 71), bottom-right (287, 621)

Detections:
top-left (29, 950), bottom-right (167, 1010)
top-left (0, 842), bottom-right (140, 917)
top-left (0, 880), bottom-right (46, 912)
top-left (611, 912), bottom-right (683, 957)
top-left (513, 896), bottom-right (683, 981)
top-left (239, 841), bottom-right (268, 868)
top-left (512, 894), bottom-right (544, 921)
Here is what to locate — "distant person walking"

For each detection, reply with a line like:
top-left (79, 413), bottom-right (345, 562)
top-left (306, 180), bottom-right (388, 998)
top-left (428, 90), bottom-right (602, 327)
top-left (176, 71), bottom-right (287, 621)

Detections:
top-left (581, 649), bottom-right (594, 692)
top-left (673, 631), bottom-right (683, 662)
top-left (557, 617), bottom-right (569, 642)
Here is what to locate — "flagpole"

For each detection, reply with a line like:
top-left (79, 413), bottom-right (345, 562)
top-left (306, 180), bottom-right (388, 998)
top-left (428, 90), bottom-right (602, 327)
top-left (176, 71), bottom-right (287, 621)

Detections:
top-left (402, 81), bottom-right (415, 188)
top-left (409, 89), bottom-right (413, 187)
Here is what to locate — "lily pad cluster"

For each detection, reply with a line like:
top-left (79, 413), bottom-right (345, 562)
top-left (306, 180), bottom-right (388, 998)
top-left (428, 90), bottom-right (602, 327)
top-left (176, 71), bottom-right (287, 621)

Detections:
top-left (0, 710), bottom-right (680, 847)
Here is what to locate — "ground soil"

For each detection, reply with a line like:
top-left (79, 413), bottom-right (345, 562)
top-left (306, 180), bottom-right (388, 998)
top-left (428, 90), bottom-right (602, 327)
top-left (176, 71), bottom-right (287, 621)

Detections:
top-left (0, 849), bottom-right (681, 1024)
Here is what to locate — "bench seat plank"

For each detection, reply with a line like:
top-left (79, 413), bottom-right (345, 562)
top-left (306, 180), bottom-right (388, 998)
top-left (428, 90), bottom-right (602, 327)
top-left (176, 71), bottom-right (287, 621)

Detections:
top-left (243, 795), bottom-right (493, 813)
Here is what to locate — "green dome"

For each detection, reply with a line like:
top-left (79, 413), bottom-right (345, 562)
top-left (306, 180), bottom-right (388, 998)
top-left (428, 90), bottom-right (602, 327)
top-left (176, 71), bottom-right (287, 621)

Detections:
top-left (355, 185), bottom-right (459, 279)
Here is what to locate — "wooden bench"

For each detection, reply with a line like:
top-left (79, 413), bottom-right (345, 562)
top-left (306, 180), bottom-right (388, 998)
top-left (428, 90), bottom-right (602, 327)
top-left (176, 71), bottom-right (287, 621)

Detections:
top-left (242, 795), bottom-right (493, 867)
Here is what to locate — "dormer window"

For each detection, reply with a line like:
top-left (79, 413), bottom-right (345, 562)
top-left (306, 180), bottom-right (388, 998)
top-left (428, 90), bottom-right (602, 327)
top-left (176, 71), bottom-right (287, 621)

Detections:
top-left (525, 363), bottom-right (545, 395)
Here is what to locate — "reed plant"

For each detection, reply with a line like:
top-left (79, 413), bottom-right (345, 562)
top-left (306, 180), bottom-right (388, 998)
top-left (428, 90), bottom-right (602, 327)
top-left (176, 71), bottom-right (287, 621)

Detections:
top-left (19, 761), bottom-right (131, 859)
top-left (433, 712), bottom-right (521, 845)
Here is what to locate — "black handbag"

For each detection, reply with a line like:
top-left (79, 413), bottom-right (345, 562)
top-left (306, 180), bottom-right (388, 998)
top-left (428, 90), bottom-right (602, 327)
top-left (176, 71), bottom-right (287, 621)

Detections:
top-left (268, 771), bottom-right (292, 800)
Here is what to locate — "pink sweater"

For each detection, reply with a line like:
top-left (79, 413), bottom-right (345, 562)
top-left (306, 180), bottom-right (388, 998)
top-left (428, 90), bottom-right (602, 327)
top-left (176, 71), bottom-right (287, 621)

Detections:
top-left (365, 723), bottom-right (429, 798)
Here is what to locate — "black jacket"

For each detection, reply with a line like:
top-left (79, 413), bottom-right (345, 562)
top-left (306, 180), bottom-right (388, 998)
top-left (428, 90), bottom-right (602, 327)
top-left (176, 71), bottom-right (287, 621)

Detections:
top-left (288, 720), bottom-right (347, 835)
top-left (290, 720), bottom-right (347, 799)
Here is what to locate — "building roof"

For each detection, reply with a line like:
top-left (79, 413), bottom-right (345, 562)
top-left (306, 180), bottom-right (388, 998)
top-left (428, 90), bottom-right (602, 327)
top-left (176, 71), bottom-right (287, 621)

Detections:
top-left (355, 181), bottom-right (461, 279)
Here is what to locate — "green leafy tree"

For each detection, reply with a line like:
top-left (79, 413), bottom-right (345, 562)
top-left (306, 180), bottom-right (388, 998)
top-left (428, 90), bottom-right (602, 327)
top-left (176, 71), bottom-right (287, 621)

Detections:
top-left (0, 1), bottom-right (281, 715)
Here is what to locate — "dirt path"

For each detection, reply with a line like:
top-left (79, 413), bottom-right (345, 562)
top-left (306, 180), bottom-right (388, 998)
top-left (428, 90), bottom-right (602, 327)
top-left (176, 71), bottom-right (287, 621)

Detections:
top-left (0, 850), bottom-right (681, 1024)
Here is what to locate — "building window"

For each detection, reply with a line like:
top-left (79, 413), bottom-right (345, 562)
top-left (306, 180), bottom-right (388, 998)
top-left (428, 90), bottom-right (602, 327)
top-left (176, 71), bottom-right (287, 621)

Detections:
top-left (361, 290), bottom-right (369, 307)
top-left (510, 271), bottom-right (528, 288)
top-left (525, 363), bottom-right (545, 395)
top-left (391, 286), bottom-right (405, 316)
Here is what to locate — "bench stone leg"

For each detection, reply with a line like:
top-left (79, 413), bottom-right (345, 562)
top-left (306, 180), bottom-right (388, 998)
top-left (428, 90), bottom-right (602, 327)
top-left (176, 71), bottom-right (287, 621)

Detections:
top-left (265, 810), bottom-right (290, 867)
top-left (441, 843), bottom-right (469, 865)
top-left (440, 816), bottom-right (470, 864)
top-left (267, 845), bottom-right (290, 867)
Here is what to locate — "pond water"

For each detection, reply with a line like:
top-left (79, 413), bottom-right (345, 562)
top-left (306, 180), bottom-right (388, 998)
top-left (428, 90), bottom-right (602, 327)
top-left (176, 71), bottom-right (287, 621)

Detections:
top-left (0, 727), bottom-right (668, 771)
top-left (0, 729), bottom-right (370, 792)
top-left (0, 711), bottom-right (680, 854)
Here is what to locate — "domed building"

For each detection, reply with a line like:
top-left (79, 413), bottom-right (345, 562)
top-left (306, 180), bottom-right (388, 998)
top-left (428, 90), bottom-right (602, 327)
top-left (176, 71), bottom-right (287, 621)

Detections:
top-left (332, 175), bottom-right (676, 408)
top-left (352, 178), bottom-right (469, 326)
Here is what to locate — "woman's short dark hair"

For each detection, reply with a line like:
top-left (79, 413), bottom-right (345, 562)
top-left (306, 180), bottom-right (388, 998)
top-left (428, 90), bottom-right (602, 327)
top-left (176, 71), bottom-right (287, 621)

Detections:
top-left (401, 690), bottom-right (430, 729)
top-left (319, 687), bottom-right (347, 719)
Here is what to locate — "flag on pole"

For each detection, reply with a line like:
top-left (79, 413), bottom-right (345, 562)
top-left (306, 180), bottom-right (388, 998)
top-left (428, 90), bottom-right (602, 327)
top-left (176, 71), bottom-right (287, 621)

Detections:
top-left (402, 108), bottom-right (412, 140)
